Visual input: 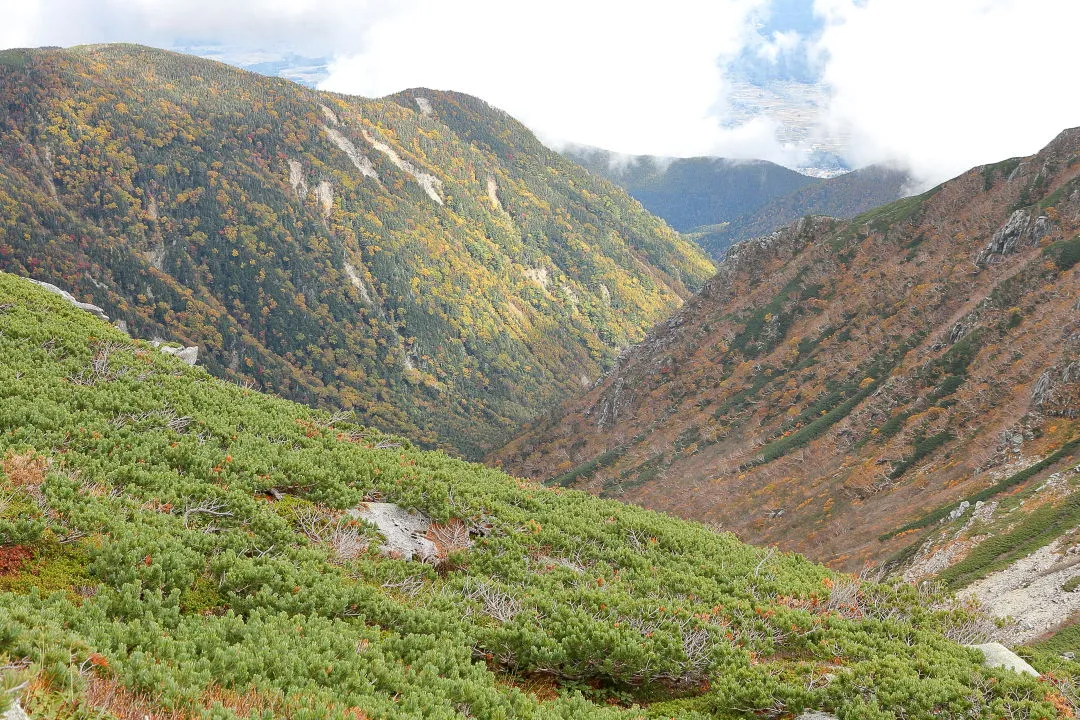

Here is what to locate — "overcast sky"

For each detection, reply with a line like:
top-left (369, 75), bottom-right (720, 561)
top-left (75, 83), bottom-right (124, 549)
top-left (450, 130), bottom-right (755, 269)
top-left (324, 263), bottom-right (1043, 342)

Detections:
top-left (3, 0), bottom-right (1079, 185)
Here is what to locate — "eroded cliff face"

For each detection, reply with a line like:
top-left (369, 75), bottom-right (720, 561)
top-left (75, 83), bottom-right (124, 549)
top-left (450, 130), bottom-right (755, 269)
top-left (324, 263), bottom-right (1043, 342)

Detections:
top-left (494, 129), bottom-right (1080, 571)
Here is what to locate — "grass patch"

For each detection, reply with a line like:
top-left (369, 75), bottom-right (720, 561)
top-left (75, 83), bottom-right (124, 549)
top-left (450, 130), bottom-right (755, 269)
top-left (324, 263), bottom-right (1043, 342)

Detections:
top-left (0, 538), bottom-right (94, 602)
top-left (1029, 617), bottom-right (1080, 657)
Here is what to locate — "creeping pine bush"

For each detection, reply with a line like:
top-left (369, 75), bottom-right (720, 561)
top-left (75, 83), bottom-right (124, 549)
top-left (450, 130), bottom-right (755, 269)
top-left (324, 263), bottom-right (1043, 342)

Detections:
top-left (0, 273), bottom-right (1071, 718)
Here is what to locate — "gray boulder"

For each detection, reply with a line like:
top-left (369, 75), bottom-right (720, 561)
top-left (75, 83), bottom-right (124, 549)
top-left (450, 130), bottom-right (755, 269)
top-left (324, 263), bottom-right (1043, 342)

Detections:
top-left (2, 700), bottom-right (30, 720)
top-left (160, 345), bottom-right (199, 366)
top-left (151, 339), bottom-right (199, 366)
top-left (1032, 361), bottom-right (1080, 419)
top-left (966, 642), bottom-right (1040, 676)
top-left (26, 278), bottom-right (109, 321)
top-left (976, 209), bottom-right (1056, 266)
top-left (348, 502), bottom-right (436, 561)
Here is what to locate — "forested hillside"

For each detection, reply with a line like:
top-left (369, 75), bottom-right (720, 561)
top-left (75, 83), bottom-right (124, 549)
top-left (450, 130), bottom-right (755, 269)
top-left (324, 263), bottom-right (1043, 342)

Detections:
top-left (563, 149), bottom-right (816, 232)
top-left (0, 44), bottom-right (713, 458)
top-left (495, 128), bottom-right (1080, 573)
top-left (563, 146), bottom-right (910, 257)
top-left (689, 165), bottom-right (913, 257)
top-left (0, 271), bottom-right (1074, 719)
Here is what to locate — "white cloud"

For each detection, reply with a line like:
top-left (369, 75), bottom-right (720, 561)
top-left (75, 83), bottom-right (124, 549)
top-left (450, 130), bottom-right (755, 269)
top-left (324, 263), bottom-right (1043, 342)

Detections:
top-left (813, 0), bottom-right (1080, 185)
top-left (5, 0), bottom-right (1080, 181)
top-left (0, 0), bottom-right (399, 57)
top-left (0, 2), bottom-right (44, 50)
top-left (317, 0), bottom-right (781, 159)
top-left (755, 30), bottom-right (802, 62)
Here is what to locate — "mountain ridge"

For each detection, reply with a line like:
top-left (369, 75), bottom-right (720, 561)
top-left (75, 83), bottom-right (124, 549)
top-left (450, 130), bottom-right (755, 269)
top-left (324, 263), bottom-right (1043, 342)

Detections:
top-left (561, 145), bottom-right (912, 257)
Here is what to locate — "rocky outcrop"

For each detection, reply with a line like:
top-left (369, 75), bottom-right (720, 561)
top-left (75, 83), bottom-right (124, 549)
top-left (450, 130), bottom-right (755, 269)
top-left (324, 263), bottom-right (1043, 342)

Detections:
top-left (965, 642), bottom-right (1040, 676)
top-left (26, 278), bottom-right (109, 321)
top-left (159, 345), bottom-right (199, 366)
top-left (976, 209), bottom-right (1053, 265)
top-left (348, 502), bottom-right (436, 561)
top-left (360, 127), bottom-right (443, 205)
top-left (149, 339), bottom-right (199, 366)
top-left (1032, 361), bottom-right (1080, 418)
top-left (1, 700), bottom-right (30, 720)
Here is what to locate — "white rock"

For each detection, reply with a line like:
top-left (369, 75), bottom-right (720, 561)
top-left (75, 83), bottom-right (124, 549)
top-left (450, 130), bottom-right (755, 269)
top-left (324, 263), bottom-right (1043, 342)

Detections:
top-left (348, 502), bottom-right (436, 561)
top-left (966, 642), bottom-right (1040, 676)
top-left (26, 278), bottom-right (109, 321)
top-left (319, 104), bottom-right (340, 126)
top-left (523, 267), bottom-right (550, 290)
top-left (948, 500), bottom-right (971, 521)
top-left (287, 159), bottom-right (309, 197)
top-left (343, 262), bottom-right (373, 304)
top-left (360, 128), bottom-right (443, 204)
top-left (323, 125), bottom-right (378, 179)
top-left (414, 96), bottom-right (433, 116)
top-left (2, 700), bottom-right (30, 720)
top-left (152, 340), bottom-right (199, 366)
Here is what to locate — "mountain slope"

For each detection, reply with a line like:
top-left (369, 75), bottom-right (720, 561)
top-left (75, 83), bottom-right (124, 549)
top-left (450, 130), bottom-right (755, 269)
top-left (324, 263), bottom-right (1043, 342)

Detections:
top-left (0, 271), bottom-right (1070, 718)
top-left (494, 128), bottom-right (1080, 573)
top-left (563, 146), bottom-right (911, 257)
top-left (0, 44), bottom-right (714, 458)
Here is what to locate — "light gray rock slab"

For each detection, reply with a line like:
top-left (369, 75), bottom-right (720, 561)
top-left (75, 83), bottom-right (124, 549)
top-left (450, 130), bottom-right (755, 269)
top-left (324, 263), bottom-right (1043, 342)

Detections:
top-left (966, 642), bottom-right (1040, 676)
top-left (348, 502), bottom-right (435, 561)
top-left (160, 345), bottom-right (199, 366)
top-left (2, 700), bottom-right (30, 720)
top-left (27, 278), bottom-right (109, 321)
top-left (151, 339), bottom-right (199, 366)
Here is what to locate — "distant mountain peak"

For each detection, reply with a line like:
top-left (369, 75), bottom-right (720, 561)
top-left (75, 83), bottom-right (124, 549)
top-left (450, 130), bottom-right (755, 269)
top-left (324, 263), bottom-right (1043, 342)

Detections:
top-left (562, 144), bottom-right (911, 257)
